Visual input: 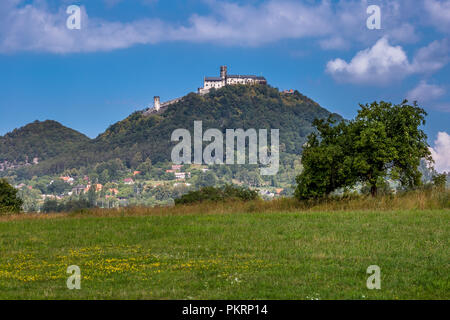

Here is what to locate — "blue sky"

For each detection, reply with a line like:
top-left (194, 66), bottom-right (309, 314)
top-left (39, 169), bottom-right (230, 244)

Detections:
top-left (0, 0), bottom-right (449, 171)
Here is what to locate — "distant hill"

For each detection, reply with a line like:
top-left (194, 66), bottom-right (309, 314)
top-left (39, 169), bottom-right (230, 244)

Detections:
top-left (0, 120), bottom-right (90, 164)
top-left (3, 85), bottom-right (342, 177)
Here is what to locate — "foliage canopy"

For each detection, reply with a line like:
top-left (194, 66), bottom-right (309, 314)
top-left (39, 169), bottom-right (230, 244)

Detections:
top-left (0, 179), bottom-right (23, 214)
top-left (174, 184), bottom-right (259, 205)
top-left (295, 101), bottom-right (432, 199)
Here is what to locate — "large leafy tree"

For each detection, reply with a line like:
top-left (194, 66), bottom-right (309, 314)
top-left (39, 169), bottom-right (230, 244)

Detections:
top-left (352, 101), bottom-right (431, 195)
top-left (295, 101), bottom-right (432, 199)
top-left (295, 118), bottom-right (355, 199)
top-left (0, 179), bottom-right (23, 213)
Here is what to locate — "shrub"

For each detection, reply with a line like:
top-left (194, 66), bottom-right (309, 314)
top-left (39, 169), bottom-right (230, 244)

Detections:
top-left (174, 184), bottom-right (258, 205)
top-left (432, 173), bottom-right (447, 190)
top-left (0, 179), bottom-right (23, 214)
top-left (42, 198), bottom-right (93, 213)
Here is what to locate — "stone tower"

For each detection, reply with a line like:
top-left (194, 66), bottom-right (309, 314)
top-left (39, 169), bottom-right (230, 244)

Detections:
top-left (154, 96), bottom-right (161, 111)
top-left (220, 65), bottom-right (227, 80)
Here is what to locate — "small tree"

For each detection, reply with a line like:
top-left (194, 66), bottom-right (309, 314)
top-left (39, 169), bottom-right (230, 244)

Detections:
top-left (432, 173), bottom-right (447, 190)
top-left (0, 179), bottom-right (23, 214)
top-left (87, 185), bottom-right (97, 207)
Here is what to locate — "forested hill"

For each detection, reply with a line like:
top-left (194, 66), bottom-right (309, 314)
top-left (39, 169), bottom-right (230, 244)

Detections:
top-left (93, 84), bottom-right (342, 164)
top-left (3, 84), bottom-right (342, 177)
top-left (0, 120), bottom-right (90, 163)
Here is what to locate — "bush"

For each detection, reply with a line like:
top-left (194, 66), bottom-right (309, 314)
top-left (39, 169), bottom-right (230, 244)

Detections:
top-left (0, 179), bottom-right (23, 214)
top-left (42, 198), bottom-right (93, 213)
top-left (432, 173), bottom-right (447, 190)
top-left (174, 184), bottom-right (259, 205)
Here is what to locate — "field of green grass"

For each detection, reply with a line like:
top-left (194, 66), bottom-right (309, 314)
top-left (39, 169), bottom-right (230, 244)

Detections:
top-left (0, 206), bottom-right (448, 299)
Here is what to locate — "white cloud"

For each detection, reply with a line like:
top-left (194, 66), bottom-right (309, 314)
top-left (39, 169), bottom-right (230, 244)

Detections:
top-left (326, 37), bottom-right (411, 84)
top-left (0, 0), bottom-right (335, 53)
top-left (406, 81), bottom-right (450, 112)
top-left (407, 81), bottom-right (445, 103)
top-left (388, 23), bottom-right (419, 44)
top-left (411, 38), bottom-right (450, 74)
top-left (103, 0), bottom-right (158, 8)
top-left (429, 132), bottom-right (450, 173)
top-left (424, 0), bottom-right (450, 33)
top-left (0, 0), bottom-right (447, 54)
top-left (170, 0), bottom-right (334, 45)
top-left (326, 37), bottom-right (450, 85)
top-left (319, 37), bottom-right (348, 50)
top-left (0, 2), bottom-right (170, 54)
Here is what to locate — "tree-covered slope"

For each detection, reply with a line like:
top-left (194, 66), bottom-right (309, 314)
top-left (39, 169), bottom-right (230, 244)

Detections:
top-left (0, 120), bottom-right (90, 163)
top-left (7, 84), bottom-right (342, 177)
top-left (93, 84), bottom-right (342, 165)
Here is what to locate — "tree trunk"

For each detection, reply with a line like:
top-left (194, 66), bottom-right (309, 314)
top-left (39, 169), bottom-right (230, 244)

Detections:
top-left (370, 184), bottom-right (377, 197)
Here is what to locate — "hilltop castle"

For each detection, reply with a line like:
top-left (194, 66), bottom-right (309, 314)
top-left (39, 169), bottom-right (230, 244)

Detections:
top-left (198, 66), bottom-right (266, 94)
top-left (147, 66), bottom-right (266, 114)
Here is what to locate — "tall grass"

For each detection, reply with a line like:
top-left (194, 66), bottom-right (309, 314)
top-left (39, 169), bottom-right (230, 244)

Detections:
top-left (1, 189), bottom-right (448, 222)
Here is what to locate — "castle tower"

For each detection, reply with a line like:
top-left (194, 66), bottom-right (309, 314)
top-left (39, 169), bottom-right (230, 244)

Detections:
top-left (154, 96), bottom-right (161, 111)
top-left (220, 65), bottom-right (227, 80)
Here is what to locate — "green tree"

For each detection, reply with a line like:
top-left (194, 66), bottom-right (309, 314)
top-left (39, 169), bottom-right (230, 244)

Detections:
top-left (295, 118), bottom-right (355, 199)
top-left (47, 179), bottom-right (67, 195)
top-left (137, 158), bottom-right (152, 175)
top-left (432, 173), bottom-right (447, 190)
top-left (295, 101), bottom-right (432, 199)
top-left (196, 171), bottom-right (218, 188)
top-left (87, 186), bottom-right (97, 207)
top-left (352, 101), bottom-right (431, 195)
top-left (152, 185), bottom-right (172, 201)
top-left (42, 199), bottom-right (59, 213)
top-left (130, 151), bottom-right (143, 169)
top-left (99, 169), bottom-right (110, 184)
top-left (0, 179), bottom-right (23, 214)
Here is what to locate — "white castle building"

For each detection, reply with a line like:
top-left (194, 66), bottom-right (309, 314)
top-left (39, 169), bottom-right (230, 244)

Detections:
top-left (198, 66), bottom-right (267, 94)
top-left (146, 66), bottom-right (267, 115)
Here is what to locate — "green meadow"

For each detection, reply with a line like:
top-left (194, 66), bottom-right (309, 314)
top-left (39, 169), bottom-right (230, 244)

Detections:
top-left (0, 202), bottom-right (448, 299)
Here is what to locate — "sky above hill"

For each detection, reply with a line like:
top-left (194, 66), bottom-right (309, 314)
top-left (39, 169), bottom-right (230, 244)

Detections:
top-left (0, 0), bottom-right (449, 171)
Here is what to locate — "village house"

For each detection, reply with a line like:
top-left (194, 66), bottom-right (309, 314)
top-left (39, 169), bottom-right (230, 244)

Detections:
top-left (42, 194), bottom-right (63, 200)
top-left (171, 164), bottom-right (182, 171)
top-left (259, 189), bottom-right (275, 198)
top-left (124, 178), bottom-right (135, 185)
top-left (174, 172), bottom-right (191, 180)
top-left (71, 185), bottom-right (85, 195)
top-left (84, 184), bottom-right (103, 193)
top-left (109, 188), bottom-right (119, 196)
top-left (60, 176), bottom-right (74, 184)
top-left (174, 182), bottom-right (192, 187)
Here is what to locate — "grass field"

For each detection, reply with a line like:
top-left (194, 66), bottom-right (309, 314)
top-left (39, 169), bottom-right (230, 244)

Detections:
top-left (0, 195), bottom-right (449, 299)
